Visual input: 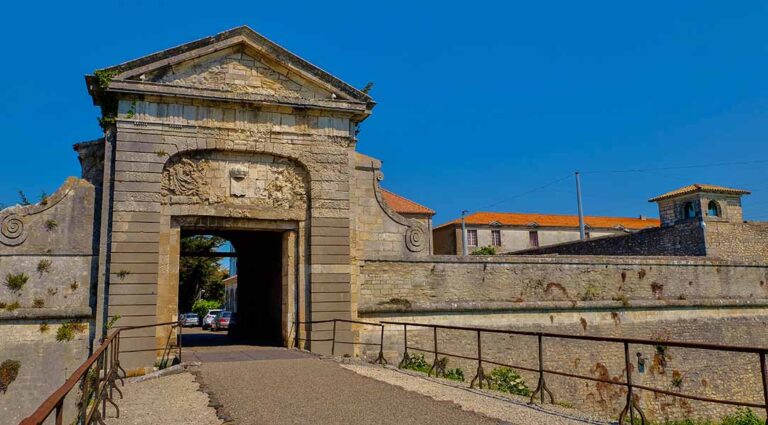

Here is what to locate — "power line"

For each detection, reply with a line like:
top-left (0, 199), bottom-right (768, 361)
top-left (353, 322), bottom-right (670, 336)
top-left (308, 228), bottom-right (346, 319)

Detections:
top-left (477, 173), bottom-right (572, 211)
top-left (583, 159), bottom-right (768, 175)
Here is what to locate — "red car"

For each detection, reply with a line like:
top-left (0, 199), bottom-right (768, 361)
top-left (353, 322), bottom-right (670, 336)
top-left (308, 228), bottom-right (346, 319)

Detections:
top-left (211, 311), bottom-right (233, 331)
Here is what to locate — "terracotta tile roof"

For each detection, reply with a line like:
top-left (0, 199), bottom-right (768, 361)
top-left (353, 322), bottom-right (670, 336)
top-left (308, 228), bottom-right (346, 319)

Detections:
top-left (436, 212), bottom-right (659, 230)
top-left (648, 184), bottom-right (751, 202)
top-left (381, 189), bottom-right (435, 216)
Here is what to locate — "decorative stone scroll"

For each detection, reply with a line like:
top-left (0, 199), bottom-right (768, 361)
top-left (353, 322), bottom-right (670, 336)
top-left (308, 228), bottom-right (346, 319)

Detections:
top-left (372, 166), bottom-right (428, 253)
top-left (0, 213), bottom-right (27, 246)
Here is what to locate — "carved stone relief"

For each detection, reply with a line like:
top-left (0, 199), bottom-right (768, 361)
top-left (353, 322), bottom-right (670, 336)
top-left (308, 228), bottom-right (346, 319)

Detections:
top-left (161, 152), bottom-right (307, 211)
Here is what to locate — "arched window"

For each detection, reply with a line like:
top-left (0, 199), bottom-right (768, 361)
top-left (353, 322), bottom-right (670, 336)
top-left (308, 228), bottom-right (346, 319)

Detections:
top-left (707, 200), bottom-right (721, 217)
top-left (683, 202), bottom-right (696, 219)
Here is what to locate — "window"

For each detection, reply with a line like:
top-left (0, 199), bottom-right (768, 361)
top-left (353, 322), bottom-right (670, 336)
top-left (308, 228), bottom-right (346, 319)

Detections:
top-left (707, 201), bottom-right (721, 217)
top-left (529, 230), bottom-right (539, 248)
top-left (467, 229), bottom-right (478, 246)
top-left (491, 230), bottom-right (502, 246)
top-left (683, 202), bottom-right (696, 219)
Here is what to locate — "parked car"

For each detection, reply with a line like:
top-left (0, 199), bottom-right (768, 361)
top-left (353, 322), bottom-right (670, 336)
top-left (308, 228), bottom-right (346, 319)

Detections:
top-left (202, 309), bottom-right (222, 330)
top-left (211, 311), bottom-right (232, 331)
top-left (180, 313), bottom-right (200, 327)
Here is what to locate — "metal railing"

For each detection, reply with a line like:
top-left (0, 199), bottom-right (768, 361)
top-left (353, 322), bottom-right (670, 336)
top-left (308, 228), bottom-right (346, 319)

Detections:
top-left (298, 319), bottom-right (387, 364)
top-left (380, 320), bottom-right (768, 425)
top-left (20, 321), bottom-right (182, 425)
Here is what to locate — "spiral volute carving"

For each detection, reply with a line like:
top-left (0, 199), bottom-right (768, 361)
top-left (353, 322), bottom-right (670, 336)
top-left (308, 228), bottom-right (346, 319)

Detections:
top-left (405, 224), bottom-right (426, 252)
top-left (0, 213), bottom-right (27, 246)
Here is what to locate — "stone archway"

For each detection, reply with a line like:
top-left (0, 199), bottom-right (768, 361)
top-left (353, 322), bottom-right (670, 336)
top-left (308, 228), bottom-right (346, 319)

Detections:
top-left (153, 151), bottom-right (310, 354)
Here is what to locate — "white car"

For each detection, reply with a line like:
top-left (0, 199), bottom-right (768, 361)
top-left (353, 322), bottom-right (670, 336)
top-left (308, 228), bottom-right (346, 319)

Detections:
top-left (202, 309), bottom-right (222, 330)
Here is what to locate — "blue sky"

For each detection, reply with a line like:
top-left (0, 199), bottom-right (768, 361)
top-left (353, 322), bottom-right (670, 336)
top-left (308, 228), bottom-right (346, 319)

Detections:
top-left (1, 1), bottom-right (768, 225)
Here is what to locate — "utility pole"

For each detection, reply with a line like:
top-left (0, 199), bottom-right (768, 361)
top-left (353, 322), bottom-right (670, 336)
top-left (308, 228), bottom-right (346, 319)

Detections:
top-left (575, 171), bottom-right (585, 240)
top-left (461, 210), bottom-right (469, 256)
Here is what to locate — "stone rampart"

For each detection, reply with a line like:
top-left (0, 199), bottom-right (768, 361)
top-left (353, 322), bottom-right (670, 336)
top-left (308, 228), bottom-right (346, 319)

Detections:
top-left (357, 255), bottom-right (768, 422)
top-left (0, 178), bottom-right (96, 423)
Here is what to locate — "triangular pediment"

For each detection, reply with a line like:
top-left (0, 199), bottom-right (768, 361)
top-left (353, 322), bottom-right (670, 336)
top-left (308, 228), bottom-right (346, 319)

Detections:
top-left (141, 45), bottom-right (334, 100)
top-left (90, 26), bottom-right (374, 110)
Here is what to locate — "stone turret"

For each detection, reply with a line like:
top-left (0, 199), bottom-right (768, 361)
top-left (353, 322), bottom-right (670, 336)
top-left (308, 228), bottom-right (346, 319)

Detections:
top-left (649, 184), bottom-right (750, 227)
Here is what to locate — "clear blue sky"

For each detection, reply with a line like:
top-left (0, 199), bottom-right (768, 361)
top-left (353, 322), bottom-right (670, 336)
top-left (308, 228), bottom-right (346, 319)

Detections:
top-left (2, 1), bottom-right (768, 225)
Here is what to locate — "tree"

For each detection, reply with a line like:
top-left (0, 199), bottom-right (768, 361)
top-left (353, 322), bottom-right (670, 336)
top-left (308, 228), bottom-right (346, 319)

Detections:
top-left (178, 236), bottom-right (228, 313)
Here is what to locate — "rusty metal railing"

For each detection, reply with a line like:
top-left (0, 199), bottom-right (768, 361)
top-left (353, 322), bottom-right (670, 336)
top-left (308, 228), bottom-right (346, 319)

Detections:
top-left (298, 319), bottom-right (387, 364)
top-left (19, 320), bottom-right (182, 425)
top-left (380, 320), bottom-right (768, 425)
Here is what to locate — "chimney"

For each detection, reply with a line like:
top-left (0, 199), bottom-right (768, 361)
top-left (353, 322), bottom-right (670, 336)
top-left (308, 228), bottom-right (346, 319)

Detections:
top-left (639, 214), bottom-right (647, 220)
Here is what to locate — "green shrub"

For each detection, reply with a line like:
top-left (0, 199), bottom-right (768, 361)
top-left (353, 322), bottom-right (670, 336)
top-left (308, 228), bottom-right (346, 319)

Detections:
top-left (721, 409), bottom-right (762, 425)
top-left (488, 367), bottom-right (531, 396)
top-left (191, 299), bottom-right (222, 319)
top-left (5, 301), bottom-right (20, 311)
top-left (400, 353), bottom-right (431, 374)
top-left (444, 367), bottom-right (465, 382)
top-left (471, 246), bottom-right (496, 255)
top-left (56, 321), bottom-right (87, 342)
top-left (5, 273), bottom-right (28, 293)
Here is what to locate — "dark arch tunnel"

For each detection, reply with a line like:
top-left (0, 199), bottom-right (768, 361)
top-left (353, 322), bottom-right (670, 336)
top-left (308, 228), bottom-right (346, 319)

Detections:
top-left (180, 229), bottom-right (284, 347)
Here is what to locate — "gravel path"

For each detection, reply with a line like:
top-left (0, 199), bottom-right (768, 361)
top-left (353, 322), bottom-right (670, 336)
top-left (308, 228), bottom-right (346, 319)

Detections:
top-left (340, 362), bottom-right (610, 425)
top-left (199, 354), bottom-right (498, 424)
top-left (104, 372), bottom-right (222, 425)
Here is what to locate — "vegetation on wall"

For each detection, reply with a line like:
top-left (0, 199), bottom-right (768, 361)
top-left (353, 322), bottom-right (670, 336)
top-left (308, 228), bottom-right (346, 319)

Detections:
top-left (36, 259), bottom-right (52, 275)
top-left (56, 321), bottom-right (87, 342)
top-left (4, 273), bottom-right (28, 293)
top-left (0, 359), bottom-right (21, 394)
top-left (94, 69), bottom-right (120, 131)
top-left (179, 236), bottom-right (228, 313)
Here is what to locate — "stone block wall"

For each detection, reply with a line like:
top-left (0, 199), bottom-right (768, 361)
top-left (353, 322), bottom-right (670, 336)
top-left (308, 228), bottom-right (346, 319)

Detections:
top-left (514, 222), bottom-right (706, 257)
top-left (705, 221), bottom-right (768, 262)
top-left (356, 255), bottom-right (768, 421)
top-left (0, 178), bottom-right (97, 423)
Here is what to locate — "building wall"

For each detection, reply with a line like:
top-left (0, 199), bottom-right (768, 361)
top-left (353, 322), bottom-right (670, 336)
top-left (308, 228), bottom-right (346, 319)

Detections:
top-left (705, 221), bottom-right (768, 262)
top-left (356, 255), bottom-right (768, 421)
top-left (435, 224), bottom-right (628, 254)
top-left (0, 178), bottom-right (96, 424)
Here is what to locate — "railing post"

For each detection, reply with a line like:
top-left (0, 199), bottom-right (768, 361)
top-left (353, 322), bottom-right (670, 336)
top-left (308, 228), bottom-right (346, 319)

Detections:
top-left (618, 341), bottom-right (646, 425)
top-left (760, 352), bottom-right (768, 425)
top-left (55, 400), bottom-right (63, 425)
top-left (530, 333), bottom-right (554, 404)
top-left (429, 326), bottom-right (439, 377)
top-left (398, 324), bottom-right (410, 368)
top-left (374, 324), bottom-right (387, 365)
top-left (470, 329), bottom-right (489, 389)
top-left (331, 319), bottom-right (337, 356)
top-left (178, 321), bottom-right (183, 362)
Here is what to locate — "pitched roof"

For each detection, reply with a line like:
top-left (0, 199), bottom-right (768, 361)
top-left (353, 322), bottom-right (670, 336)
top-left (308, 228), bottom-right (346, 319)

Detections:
top-left (381, 189), bottom-right (435, 216)
top-left (87, 26), bottom-right (374, 109)
top-left (648, 184), bottom-right (751, 202)
top-left (436, 212), bottom-right (659, 230)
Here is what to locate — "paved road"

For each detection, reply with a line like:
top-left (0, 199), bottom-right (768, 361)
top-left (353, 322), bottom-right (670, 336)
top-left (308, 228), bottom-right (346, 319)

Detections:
top-left (181, 328), bottom-right (499, 425)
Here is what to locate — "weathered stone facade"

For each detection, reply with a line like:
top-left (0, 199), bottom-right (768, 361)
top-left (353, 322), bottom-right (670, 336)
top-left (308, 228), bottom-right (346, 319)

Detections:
top-left (0, 177), bottom-right (98, 423)
top-left (357, 256), bottom-right (768, 421)
top-left (3, 26), bottom-right (768, 424)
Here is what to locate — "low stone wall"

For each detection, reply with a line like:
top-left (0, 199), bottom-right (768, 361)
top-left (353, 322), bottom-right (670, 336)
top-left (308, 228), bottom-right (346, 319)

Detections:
top-left (513, 222), bottom-right (705, 257)
top-left (356, 255), bottom-right (768, 422)
top-left (0, 178), bottom-right (97, 423)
